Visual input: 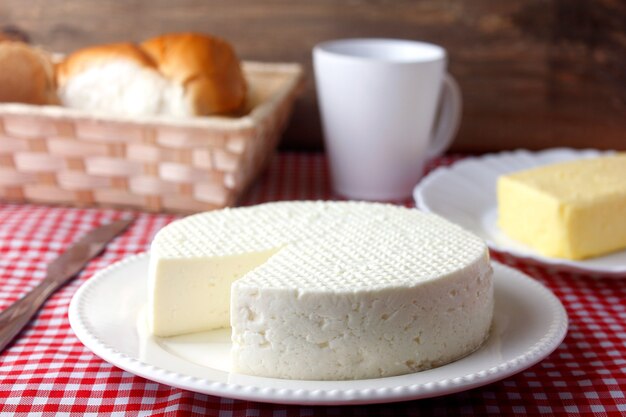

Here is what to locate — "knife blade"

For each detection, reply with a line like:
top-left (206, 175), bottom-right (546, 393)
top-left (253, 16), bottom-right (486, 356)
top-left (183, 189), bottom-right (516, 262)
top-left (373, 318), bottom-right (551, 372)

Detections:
top-left (0, 217), bottom-right (134, 353)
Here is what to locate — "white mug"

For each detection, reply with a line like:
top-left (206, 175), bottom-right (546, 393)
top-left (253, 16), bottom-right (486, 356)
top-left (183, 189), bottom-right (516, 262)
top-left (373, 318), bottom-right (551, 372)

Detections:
top-left (313, 38), bottom-right (462, 200)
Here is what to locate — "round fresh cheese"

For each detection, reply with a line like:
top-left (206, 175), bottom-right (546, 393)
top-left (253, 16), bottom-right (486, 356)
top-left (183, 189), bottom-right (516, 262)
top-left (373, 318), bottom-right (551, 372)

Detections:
top-left (148, 201), bottom-right (493, 380)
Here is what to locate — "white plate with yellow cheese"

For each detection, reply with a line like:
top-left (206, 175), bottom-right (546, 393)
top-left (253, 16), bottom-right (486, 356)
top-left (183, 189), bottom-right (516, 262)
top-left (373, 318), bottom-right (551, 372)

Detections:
top-left (414, 148), bottom-right (626, 276)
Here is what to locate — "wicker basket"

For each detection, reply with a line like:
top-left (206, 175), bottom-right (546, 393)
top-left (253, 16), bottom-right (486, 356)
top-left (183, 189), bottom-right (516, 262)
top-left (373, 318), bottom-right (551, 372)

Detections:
top-left (0, 61), bottom-right (303, 213)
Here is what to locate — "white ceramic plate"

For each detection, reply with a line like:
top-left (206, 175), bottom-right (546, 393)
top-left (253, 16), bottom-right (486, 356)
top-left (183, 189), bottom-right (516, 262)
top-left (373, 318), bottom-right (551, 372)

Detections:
top-left (414, 148), bottom-right (626, 276)
top-left (68, 253), bottom-right (568, 405)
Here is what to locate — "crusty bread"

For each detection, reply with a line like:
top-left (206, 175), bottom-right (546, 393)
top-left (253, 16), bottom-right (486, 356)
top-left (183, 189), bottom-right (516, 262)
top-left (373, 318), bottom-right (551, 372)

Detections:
top-left (141, 32), bottom-right (247, 116)
top-left (56, 33), bottom-right (247, 117)
top-left (56, 43), bottom-right (191, 116)
top-left (56, 43), bottom-right (157, 87)
top-left (0, 41), bottom-right (59, 105)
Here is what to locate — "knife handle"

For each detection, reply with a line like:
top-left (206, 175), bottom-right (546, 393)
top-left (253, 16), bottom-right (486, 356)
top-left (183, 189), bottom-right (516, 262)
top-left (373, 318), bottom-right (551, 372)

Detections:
top-left (0, 276), bottom-right (63, 352)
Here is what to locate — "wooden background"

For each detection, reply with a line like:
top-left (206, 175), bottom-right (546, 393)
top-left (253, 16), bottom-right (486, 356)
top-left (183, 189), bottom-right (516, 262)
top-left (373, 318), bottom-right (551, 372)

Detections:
top-left (1, 0), bottom-right (625, 152)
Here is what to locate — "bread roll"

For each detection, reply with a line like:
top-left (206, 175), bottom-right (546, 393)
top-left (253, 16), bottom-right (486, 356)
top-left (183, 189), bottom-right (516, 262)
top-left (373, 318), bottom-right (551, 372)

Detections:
top-left (56, 43), bottom-right (156, 87)
top-left (0, 41), bottom-right (58, 105)
top-left (141, 32), bottom-right (247, 116)
top-left (56, 43), bottom-right (189, 116)
top-left (56, 33), bottom-right (247, 117)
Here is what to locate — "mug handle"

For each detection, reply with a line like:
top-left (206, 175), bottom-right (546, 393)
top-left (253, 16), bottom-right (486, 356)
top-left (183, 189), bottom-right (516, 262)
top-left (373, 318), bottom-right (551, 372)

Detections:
top-left (426, 73), bottom-right (462, 159)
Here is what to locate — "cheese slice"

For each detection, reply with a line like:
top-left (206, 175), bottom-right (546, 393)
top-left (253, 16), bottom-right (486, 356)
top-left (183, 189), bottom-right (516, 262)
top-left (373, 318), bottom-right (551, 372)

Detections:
top-left (149, 201), bottom-right (493, 380)
top-left (498, 154), bottom-right (626, 260)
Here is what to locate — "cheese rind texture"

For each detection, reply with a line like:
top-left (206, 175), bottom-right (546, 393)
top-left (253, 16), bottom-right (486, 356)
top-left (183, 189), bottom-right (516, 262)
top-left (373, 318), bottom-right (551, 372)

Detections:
top-left (149, 201), bottom-right (493, 380)
top-left (497, 154), bottom-right (626, 260)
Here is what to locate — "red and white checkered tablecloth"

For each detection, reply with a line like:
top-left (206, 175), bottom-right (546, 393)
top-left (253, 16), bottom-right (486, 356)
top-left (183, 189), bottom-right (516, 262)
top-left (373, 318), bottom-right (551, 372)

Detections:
top-left (1, 152), bottom-right (625, 416)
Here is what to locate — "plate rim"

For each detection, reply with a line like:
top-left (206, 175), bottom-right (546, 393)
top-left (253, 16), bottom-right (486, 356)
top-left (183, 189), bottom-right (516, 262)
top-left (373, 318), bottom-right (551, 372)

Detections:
top-left (69, 252), bottom-right (568, 406)
top-left (414, 148), bottom-right (626, 276)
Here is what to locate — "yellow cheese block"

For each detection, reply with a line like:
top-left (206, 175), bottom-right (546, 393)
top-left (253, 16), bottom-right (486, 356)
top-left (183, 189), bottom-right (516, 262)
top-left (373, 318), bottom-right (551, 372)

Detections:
top-left (497, 154), bottom-right (626, 260)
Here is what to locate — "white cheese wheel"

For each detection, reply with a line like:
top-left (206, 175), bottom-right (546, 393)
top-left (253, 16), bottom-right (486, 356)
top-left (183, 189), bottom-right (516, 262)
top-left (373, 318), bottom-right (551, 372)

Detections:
top-left (148, 201), bottom-right (493, 380)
